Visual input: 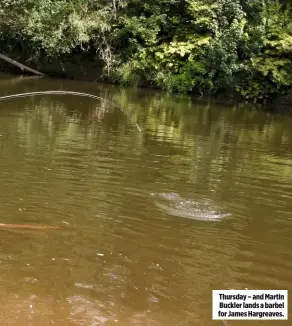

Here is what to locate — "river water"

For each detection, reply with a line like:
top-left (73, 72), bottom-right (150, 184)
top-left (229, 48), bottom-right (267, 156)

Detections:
top-left (0, 73), bottom-right (292, 325)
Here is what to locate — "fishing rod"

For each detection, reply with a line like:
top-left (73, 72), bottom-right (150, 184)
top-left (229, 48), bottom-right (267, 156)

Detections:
top-left (0, 90), bottom-right (142, 132)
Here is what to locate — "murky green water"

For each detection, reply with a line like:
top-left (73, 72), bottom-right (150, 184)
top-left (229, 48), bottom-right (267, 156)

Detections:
top-left (0, 73), bottom-right (292, 325)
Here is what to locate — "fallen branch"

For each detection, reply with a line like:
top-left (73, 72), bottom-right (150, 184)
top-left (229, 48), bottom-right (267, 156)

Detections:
top-left (0, 53), bottom-right (44, 76)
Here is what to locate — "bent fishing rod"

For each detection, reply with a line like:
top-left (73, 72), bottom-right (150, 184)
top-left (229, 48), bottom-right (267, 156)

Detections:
top-left (0, 90), bottom-right (141, 132)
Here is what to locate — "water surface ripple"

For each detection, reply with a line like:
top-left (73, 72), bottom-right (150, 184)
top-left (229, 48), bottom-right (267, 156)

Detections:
top-left (0, 75), bottom-right (292, 325)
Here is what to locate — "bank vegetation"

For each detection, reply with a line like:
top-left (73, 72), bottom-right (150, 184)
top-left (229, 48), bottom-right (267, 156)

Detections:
top-left (0, 0), bottom-right (291, 103)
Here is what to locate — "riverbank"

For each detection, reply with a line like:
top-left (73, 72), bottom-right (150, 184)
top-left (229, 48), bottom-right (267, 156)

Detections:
top-left (0, 51), bottom-right (103, 82)
top-left (1, 61), bottom-right (291, 116)
top-left (1, 1), bottom-right (291, 108)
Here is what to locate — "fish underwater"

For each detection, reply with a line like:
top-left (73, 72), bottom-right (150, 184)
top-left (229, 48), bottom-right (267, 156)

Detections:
top-left (151, 192), bottom-right (231, 221)
top-left (0, 224), bottom-right (60, 229)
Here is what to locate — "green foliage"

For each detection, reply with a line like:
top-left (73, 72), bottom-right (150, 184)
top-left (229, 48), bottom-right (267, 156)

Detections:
top-left (236, 1), bottom-right (292, 100)
top-left (0, 0), bottom-right (291, 102)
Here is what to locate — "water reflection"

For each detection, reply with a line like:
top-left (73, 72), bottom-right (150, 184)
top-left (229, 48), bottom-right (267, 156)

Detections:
top-left (0, 74), bottom-right (292, 325)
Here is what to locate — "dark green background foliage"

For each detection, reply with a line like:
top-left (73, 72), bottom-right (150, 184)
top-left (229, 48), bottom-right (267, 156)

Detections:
top-left (0, 0), bottom-right (291, 101)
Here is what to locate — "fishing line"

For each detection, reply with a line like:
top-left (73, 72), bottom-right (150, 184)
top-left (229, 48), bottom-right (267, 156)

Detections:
top-left (0, 90), bottom-right (141, 131)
